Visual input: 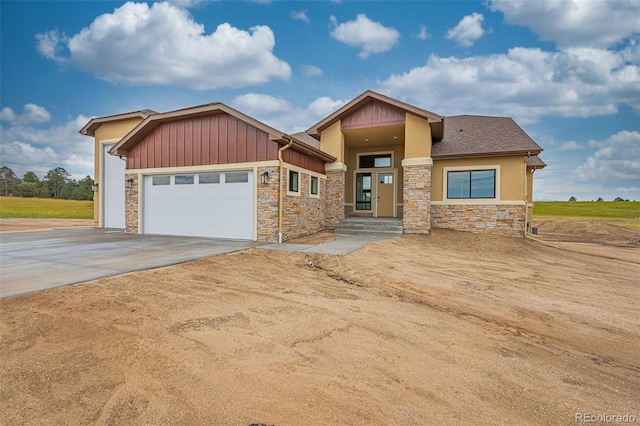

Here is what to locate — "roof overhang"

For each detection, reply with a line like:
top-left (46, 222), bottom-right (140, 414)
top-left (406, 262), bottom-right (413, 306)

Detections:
top-left (79, 110), bottom-right (157, 137)
top-left (306, 90), bottom-right (444, 141)
top-left (109, 102), bottom-right (336, 163)
top-left (527, 154), bottom-right (547, 169)
top-left (433, 149), bottom-right (543, 160)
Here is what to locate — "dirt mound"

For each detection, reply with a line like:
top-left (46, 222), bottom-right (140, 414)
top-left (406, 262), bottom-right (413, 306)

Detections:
top-left (535, 219), bottom-right (640, 245)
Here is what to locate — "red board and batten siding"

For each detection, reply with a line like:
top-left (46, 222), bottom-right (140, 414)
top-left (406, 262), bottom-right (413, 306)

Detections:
top-left (282, 149), bottom-right (325, 174)
top-left (126, 113), bottom-right (324, 174)
top-left (341, 99), bottom-right (405, 130)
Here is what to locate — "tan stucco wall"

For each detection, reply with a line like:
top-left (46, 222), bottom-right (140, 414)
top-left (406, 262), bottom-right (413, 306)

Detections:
top-left (404, 113), bottom-right (431, 159)
top-left (319, 121), bottom-right (345, 163)
top-left (345, 144), bottom-right (404, 205)
top-left (431, 156), bottom-right (527, 202)
top-left (92, 118), bottom-right (144, 226)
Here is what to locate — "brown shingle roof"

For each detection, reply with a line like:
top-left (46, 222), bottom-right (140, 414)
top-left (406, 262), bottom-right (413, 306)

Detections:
top-left (432, 115), bottom-right (542, 158)
top-left (527, 155), bottom-right (546, 169)
top-left (291, 132), bottom-right (320, 149)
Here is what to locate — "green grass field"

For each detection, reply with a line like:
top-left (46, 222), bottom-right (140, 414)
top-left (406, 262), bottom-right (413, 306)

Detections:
top-left (534, 201), bottom-right (640, 218)
top-left (534, 201), bottom-right (640, 231)
top-left (0, 197), bottom-right (93, 219)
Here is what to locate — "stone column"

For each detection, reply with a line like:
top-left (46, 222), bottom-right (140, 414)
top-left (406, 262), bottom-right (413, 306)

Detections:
top-left (325, 162), bottom-right (346, 229)
top-left (124, 173), bottom-right (139, 234)
top-left (256, 166), bottom-right (280, 242)
top-left (402, 158), bottom-right (432, 234)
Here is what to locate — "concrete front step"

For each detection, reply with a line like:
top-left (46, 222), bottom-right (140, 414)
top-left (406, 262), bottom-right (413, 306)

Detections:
top-left (335, 217), bottom-right (404, 235)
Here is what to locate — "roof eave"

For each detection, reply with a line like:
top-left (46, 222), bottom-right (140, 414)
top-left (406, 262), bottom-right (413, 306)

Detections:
top-left (307, 90), bottom-right (443, 136)
top-left (79, 111), bottom-right (155, 137)
top-left (109, 103), bottom-right (285, 156)
top-left (281, 135), bottom-right (336, 163)
top-left (432, 149), bottom-right (543, 160)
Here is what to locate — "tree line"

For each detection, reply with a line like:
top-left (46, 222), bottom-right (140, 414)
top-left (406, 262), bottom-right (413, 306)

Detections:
top-left (0, 166), bottom-right (94, 201)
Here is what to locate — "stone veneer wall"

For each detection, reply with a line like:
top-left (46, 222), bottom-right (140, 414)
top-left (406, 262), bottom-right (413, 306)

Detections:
top-left (430, 204), bottom-right (526, 237)
top-left (281, 170), bottom-right (326, 240)
top-left (256, 166), bottom-right (280, 242)
top-left (325, 169), bottom-right (345, 229)
top-left (124, 173), bottom-right (139, 234)
top-left (402, 165), bottom-right (431, 234)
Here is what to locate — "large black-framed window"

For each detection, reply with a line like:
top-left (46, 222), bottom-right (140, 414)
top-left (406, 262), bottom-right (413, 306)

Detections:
top-left (447, 170), bottom-right (496, 199)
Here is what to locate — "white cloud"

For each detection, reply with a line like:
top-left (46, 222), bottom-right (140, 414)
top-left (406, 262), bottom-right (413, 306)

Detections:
top-left (417, 25), bottom-right (430, 41)
top-left (35, 30), bottom-right (67, 64)
top-left (446, 13), bottom-right (486, 47)
top-left (489, 0), bottom-right (640, 48)
top-left (231, 93), bottom-right (292, 116)
top-left (560, 140), bottom-right (583, 150)
top-left (0, 107), bottom-right (16, 122)
top-left (575, 130), bottom-right (640, 181)
top-left (378, 45), bottom-right (640, 123)
top-left (0, 111), bottom-right (93, 180)
top-left (230, 93), bottom-right (346, 134)
top-left (165, 0), bottom-right (207, 8)
top-left (330, 14), bottom-right (400, 58)
top-left (0, 104), bottom-right (51, 125)
top-left (291, 10), bottom-right (310, 23)
top-left (302, 65), bottom-right (323, 77)
top-left (36, 2), bottom-right (291, 90)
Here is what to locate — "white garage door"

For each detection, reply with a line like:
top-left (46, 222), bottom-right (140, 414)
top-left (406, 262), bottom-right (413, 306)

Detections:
top-left (103, 144), bottom-right (125, 228)
top-left (143, 171), bottom-right (254, 240)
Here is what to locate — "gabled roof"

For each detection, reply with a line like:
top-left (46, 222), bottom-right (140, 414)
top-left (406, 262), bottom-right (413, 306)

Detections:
top-left (108, 102), bottom-right (335, 163)
top-left (433, 115), bottom-right (543, 158)
top-left (527, 155), bottom-right (546, 169)
top-left (306, 90), bottom-right (444, 141)
top-left (79, 109), bottom-right (157, 136)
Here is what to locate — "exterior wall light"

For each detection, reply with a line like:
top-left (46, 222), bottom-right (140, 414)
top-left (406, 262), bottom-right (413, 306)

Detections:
top-left (125, 176), bottom-right (134, 188)
top-left (261, 171), bottom-right (269, 184)
top-left (91, 183), bottom-right (98, 192)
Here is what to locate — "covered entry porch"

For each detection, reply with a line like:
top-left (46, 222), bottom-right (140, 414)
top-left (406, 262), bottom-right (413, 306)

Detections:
top-left (306, 91), bottom-right (443, 234)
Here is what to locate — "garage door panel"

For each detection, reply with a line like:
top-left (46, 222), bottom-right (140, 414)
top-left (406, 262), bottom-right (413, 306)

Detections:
top-left (144, 171), bottom-right (254, 240)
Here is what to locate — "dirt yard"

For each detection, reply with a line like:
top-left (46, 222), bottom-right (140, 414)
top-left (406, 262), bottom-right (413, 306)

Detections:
top-left (0, 218), bottom-right (93, 233)
top-left (1, 220), bottom-right (638, 425)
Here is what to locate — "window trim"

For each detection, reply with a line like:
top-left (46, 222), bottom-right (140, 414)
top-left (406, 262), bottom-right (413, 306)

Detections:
top-left (442, 165), bottom-right (500, 203)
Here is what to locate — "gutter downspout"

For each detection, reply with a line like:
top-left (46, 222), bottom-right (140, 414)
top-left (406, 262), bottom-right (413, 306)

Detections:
top-left (278, 139), bottom-right (294, 243)
top-left (524, 152), bottom-right (531, 234)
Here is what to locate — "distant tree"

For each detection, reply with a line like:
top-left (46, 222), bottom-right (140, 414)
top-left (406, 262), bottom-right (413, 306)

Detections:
top-left (0, 166), bottom-right (18, 196)
top-left (614, 196), bottom-right (626, 202)
top-left (23, 171), bottom-right (39, 183)
top-left (45, 167), bottom-right (70, 199)
top-left (596, 197), bottom-right (604, 202)
top-left (568, 196), bottom-right (577, 202)
top-left (17, 171), bottom-right (42, 198)
top-left (72, 176), bottom-right (94, 200)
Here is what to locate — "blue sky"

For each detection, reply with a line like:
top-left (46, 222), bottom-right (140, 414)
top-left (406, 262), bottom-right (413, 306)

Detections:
top-left (1, 0), bottom-right (639, 201)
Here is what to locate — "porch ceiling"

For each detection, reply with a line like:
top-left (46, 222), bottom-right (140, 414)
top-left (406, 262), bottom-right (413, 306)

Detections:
top-left (343, 124), bottom-right (405, 148)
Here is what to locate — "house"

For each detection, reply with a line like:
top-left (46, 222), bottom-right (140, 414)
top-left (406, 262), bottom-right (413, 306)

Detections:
top-left (80, 90), bottom-right (545, 242)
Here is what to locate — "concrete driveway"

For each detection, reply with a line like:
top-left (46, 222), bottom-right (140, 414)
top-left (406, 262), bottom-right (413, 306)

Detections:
top-left (0, 228), bottom-right (260, 298)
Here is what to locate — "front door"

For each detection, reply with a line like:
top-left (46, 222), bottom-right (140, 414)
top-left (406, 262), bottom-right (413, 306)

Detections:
top-left (376, 172), bottom-right (394, 217)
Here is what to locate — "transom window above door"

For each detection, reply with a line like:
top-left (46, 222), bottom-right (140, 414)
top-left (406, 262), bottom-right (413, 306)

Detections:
top-left (359, 153), bottom-right (392, 168)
